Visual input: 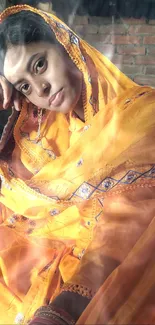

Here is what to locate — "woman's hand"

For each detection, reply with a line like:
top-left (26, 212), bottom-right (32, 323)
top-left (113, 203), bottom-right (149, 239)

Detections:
top-left (0, 75), bottom-right (22, 111)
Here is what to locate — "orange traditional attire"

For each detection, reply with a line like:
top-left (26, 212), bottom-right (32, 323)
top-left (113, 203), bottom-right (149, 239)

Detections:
top-left (0, 4), bottom-right (155, 325)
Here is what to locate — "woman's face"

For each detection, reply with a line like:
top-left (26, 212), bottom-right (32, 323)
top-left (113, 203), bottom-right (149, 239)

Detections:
top-left (4, 42), bottom-right (82, 113)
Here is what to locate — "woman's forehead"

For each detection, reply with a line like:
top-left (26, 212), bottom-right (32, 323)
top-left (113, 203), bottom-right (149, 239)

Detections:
top-left (4, 42), bottom-right (43, 81)
top-left (6, 41), bottom-right (49, 59)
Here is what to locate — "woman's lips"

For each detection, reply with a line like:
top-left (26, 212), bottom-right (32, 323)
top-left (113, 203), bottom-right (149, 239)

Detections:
top-left (49, 88), bottom-right (64, 107)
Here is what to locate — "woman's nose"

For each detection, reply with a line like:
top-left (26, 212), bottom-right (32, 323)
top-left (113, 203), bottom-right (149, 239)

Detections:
top-left (36, 82), bottom-right (51, 97)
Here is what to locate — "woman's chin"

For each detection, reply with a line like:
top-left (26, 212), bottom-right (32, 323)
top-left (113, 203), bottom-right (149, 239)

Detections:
top-left (49, 100), bottom-right (75, 114)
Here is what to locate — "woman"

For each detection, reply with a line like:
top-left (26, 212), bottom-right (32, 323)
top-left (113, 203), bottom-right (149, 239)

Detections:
top-left (0, 4), bottom-right (155, 325)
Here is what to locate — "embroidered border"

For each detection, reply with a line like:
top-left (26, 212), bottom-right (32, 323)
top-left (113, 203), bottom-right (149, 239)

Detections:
top-left (69, 165), bottom-right (155, 200)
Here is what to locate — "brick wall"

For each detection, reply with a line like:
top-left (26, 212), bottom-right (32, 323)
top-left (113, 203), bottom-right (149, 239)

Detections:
top-left (73, 16), bottom-right (155, 87)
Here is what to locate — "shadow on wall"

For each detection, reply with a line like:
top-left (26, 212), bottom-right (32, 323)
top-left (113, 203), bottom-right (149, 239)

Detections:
top-left (0, 0), bottom-right (7, 11)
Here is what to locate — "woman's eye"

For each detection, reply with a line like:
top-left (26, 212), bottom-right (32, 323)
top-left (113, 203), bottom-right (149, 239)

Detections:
top-left (35, 57), bottom-right (46, 74)
top-left (20, 83), bottom-right (31, 95)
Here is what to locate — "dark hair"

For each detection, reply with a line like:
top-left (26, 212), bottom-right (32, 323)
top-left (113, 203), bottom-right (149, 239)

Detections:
top-left (0, 10), bottom-right (57, 74)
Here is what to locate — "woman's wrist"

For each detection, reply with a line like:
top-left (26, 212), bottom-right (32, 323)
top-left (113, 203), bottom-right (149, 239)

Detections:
top-left (52, 290), bottom-right (91, 321)
top-left (28, 304), bottom-right (75, 325)
top-left (28, 290), bottom-right (91, 325)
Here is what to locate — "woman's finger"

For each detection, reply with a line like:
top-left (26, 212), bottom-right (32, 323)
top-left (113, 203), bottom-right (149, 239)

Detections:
top-left (13, 90), bottom-right (22, 111)
top-left (0, 75), bottom-right (13, 109)
top-left (25, 98), bottom-right (30, 103)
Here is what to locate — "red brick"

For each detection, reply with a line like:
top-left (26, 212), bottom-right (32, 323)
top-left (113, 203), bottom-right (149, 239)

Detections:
top-left (134, 75), bottom-right (155, 87)
top-left (129, 25), bottom-right (155, 34)
top-left (73, 15), bottom-right (88, 25)
top-left (88, 17), bottom-right (112, 25)
top-left (75, 24), bottom-right (99, 37)
top-left (83, 24), bottom-right (99, 34)
top-left (86, 43), bottom-right (113, 53)
top-left (99, 25), bottom-right (128, 35)
top-left (117, 45), bottom-right (145, 55)
top-left (98, 45), bottom-right (115, 57)
top-left (121, 65), bottom-right (143, 75)
top-left (114, 65), bottom-right (142, 77)
top-left (111, 35), bottom-right (141, 45)
top-left (136, 55), bottom-right (155, 65)
top-left (149, 19), bottom-right (155, 25)
top-left (85, 34), bottom-right (111, 45)
top-left (147, 47), bottom-right (155, 54)
top-left (143, 36), bottom-right (155, 44)
top-left (111, 55), bottom-right (134, 65)
top-left (120, 18), bottom-right (146, 25)
top-left (145, 66), bottom-right (155, 75)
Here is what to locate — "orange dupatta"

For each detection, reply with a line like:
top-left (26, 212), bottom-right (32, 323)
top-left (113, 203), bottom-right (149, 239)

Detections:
top-left (0, 5), bottom-right (155, 325)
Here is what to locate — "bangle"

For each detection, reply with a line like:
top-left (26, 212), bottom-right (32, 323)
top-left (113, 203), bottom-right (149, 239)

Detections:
top-left (60, 283), bottom-right (95, 299)
top-left (28, 305), bottom-right (75, 325)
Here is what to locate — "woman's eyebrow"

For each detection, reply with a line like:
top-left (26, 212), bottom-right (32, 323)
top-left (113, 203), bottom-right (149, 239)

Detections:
top-left (13, 53), bottom-right (39, 87)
